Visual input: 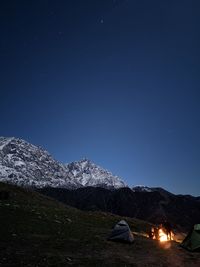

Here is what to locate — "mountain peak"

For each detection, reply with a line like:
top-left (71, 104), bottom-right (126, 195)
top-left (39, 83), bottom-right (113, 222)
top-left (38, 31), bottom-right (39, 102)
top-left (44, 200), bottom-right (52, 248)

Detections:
top-left (66, 159), bottom-right (126, 188)
top-left (0, 137), bottom-right (126, 189)
top-left (132, 185), bottom-right (153, 192)
top-left (80, 157), bottom-right (91, 162)
top-left (0, 137), bottom-right (77, 188)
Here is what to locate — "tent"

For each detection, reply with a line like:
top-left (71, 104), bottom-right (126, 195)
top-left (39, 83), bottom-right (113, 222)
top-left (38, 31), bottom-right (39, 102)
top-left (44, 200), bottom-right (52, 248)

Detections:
top-left (107, 220), bottom-right (134, 243)
top-left (181, 224), bottom-right (200, 251)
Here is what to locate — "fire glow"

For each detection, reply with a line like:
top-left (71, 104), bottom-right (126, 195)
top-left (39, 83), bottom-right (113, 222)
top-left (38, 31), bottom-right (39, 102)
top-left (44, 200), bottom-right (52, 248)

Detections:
top-left (159, 228), bottom-right (170, 242)
top-left (150, 227), bottom-right (174, 242)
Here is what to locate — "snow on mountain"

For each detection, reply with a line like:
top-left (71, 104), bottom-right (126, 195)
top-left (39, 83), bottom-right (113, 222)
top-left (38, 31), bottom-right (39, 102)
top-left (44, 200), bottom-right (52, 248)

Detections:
top-left (0, 137), bottom-right (126, 189)
top-left (132, 186), bottom-right (153, 192)
top-left (65, 159), bottom-right (126, 188)
top-left (131, 186), bottom-right (175, 197)
top-left (0, 137), bottom-right (78, 188)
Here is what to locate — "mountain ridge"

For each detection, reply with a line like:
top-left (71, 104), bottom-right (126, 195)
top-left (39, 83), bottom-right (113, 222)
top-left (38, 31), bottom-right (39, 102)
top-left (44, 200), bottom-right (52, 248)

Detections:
top-left (0, 137), bottom-right (126, 189)
top-left (0, 136), bottom-right (199, 198)
top-left (1, 136), bottom-right (200, 234)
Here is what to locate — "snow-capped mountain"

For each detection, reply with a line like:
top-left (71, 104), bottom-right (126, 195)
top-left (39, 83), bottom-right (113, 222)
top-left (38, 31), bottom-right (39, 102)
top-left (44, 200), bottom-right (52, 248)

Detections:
top-left (0, 137), bottom-right (126, 189)
top-left (0, 137), bottom-right (78, 188)
top-left (131, 186), bottom-right (175, 197)
top-left (132, 186), bottom-right (153, 192)
top-left (65, 159), bottom-right (126, 188)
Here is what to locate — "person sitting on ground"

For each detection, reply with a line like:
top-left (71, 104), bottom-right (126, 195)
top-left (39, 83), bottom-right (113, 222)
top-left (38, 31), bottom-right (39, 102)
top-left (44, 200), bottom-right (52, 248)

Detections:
top-left (154, 226), bottom-right (159, 240)
top-left (148, 227), bottom-right (154, 239)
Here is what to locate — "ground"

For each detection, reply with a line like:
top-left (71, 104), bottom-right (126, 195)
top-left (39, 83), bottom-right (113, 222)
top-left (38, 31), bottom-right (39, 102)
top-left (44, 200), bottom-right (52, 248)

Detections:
top-left (0, 182), bottom-right (199, 267)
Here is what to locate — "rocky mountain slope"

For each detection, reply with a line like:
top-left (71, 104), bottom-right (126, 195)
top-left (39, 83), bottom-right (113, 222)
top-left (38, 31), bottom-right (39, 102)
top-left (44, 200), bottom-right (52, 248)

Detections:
top-left (0, 137), bottom-right (77, 188)
top-left (38, 186), bottom-right (200, 232)
top-left (0, 137), bottom-right (125, 188)
top-left (65, 159), bottom-right (126, 188)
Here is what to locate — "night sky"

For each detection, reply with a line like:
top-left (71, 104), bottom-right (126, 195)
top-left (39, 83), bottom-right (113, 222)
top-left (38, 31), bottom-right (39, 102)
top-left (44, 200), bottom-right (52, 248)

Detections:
top-left (1, 0), bottom-right (200, 196)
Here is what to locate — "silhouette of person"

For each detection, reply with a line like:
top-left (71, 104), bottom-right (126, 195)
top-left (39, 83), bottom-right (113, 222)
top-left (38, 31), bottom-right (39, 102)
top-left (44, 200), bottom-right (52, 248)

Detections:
top-left (148, 227), bottom-right (154, 239)
top-left (162, 220), bottom-right (172, 240)
top-left (154, 226), bottom-right (159, 240)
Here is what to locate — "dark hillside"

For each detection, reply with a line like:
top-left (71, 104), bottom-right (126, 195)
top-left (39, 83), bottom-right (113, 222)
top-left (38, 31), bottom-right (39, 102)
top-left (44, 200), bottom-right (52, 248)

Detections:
top-left (1, 182), bottom-right (200, 266)
top-left (39, 187), bottom-right (200, 232)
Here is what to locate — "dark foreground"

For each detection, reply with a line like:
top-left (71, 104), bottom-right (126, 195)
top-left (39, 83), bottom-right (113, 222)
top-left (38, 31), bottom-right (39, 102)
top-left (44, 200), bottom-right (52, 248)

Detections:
top-left (0, 182), bottom-right (199, 267)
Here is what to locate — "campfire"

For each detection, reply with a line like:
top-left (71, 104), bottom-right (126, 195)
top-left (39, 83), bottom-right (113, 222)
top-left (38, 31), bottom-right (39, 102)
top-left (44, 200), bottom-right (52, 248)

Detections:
top-left (158, 228), bottom-right (172, 242)
top-left (149, 226), bottom-right (174, 242)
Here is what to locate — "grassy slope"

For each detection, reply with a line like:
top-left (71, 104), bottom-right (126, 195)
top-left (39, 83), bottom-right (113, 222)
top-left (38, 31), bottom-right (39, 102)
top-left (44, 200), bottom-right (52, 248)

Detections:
top-left (0, 182), bottom-right (199, 267)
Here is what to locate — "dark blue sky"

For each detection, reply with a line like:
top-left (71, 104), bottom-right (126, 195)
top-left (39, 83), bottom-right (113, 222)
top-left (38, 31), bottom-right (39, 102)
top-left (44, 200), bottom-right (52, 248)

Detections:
top-left (1, 0), bottom-right (200, 196)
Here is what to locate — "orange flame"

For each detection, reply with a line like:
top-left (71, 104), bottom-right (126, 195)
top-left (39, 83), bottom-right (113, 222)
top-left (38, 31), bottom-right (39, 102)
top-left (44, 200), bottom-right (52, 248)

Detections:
top-left (150, 227), bottom-right (174, 242)
top-left (158, 228), bottom-right (168, 242)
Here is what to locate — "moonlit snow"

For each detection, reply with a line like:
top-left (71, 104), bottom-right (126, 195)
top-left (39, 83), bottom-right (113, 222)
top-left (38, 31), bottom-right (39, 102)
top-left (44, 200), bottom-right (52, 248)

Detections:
top-left (0, 137), bottom-right (126, 189)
